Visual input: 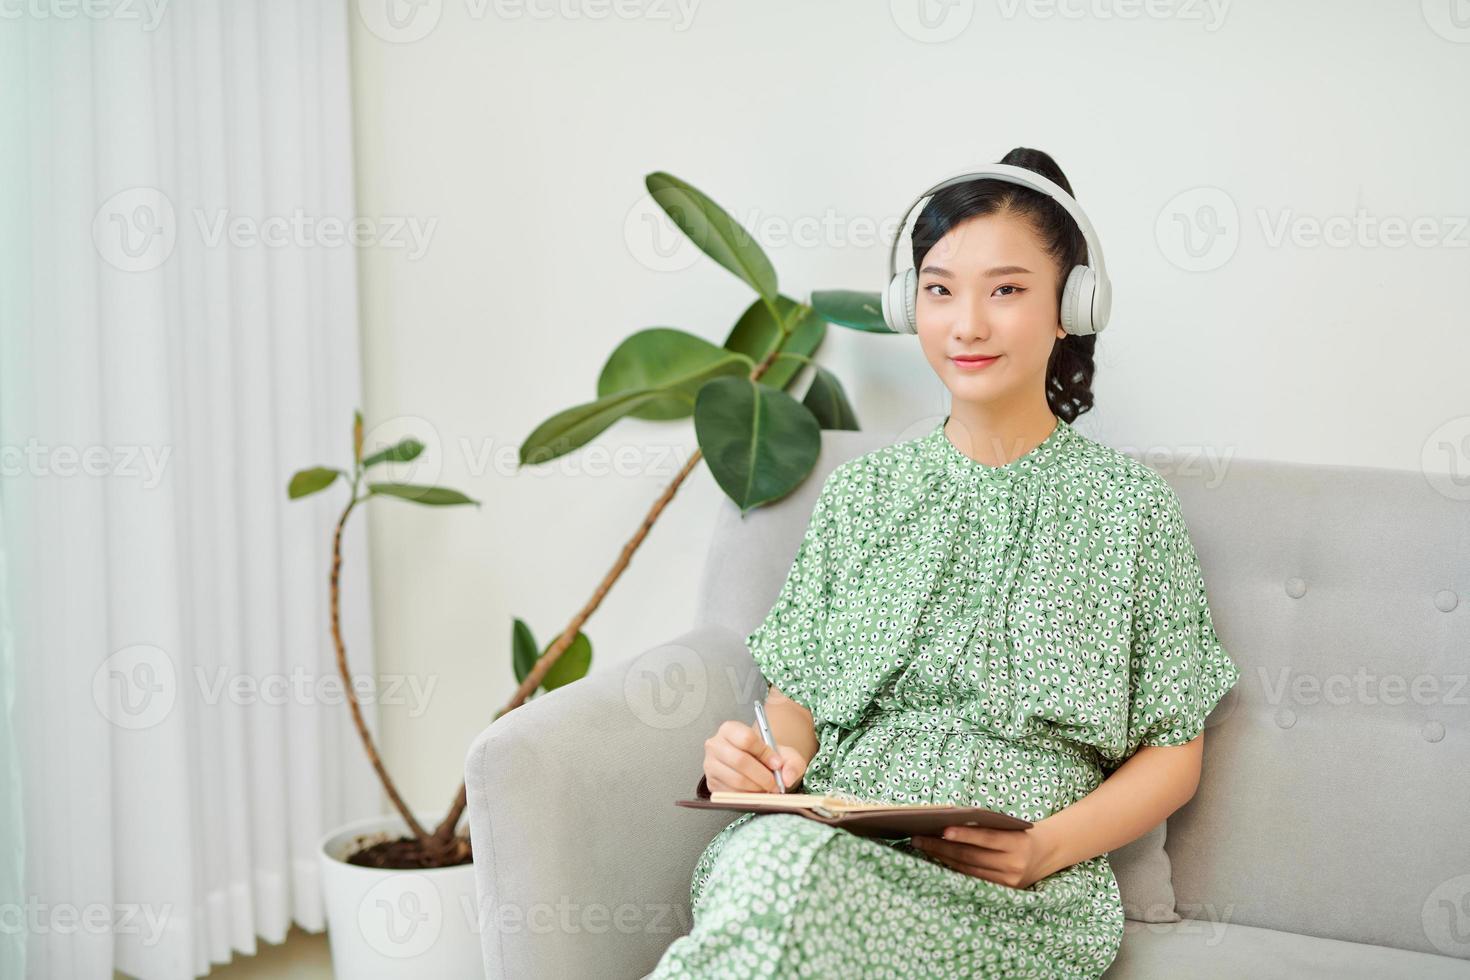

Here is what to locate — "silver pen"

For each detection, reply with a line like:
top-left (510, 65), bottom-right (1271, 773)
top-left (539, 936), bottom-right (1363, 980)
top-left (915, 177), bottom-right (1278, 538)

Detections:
top-left (752, 700), bottom-right (787, 793)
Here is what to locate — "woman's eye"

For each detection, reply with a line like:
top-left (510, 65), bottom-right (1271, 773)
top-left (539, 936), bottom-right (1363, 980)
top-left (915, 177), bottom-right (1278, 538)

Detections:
top-left (923, 284), bottom-right (950, 297)
top-left (994, 285), bottom-right (1024, 297)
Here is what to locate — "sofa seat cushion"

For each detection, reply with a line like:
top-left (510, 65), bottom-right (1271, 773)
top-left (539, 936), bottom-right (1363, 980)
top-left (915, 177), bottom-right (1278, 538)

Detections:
top-left (1105, 918), bottom-right (1470, 978)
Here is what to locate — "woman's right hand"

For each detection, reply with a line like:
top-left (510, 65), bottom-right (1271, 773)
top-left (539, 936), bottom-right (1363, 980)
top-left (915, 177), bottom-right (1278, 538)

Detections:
top-left (703, 719), bottom-right (807, 794)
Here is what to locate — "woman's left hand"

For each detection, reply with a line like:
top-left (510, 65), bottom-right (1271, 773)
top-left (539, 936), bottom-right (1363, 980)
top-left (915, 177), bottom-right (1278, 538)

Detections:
top-left (910, 825), bottom-right (1057, 890)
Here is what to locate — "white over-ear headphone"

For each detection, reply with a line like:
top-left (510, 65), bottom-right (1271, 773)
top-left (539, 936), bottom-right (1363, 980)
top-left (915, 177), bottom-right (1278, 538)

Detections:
top-left (881, 162), bottom-right (1113, 337)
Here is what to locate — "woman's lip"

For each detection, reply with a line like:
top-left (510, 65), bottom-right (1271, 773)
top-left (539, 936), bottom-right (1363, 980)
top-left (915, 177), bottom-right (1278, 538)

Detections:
top-left (951, 354), bottom-right (1001, 370)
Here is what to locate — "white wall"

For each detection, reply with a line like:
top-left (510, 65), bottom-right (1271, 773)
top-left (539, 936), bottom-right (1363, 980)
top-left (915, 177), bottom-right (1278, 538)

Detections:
top-left (346, 0), bottom-right (1470, 809)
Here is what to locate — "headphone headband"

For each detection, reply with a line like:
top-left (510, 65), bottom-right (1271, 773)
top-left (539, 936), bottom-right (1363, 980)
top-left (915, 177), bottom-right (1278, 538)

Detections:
top-left (883, 162), bottom-right (1112, 336)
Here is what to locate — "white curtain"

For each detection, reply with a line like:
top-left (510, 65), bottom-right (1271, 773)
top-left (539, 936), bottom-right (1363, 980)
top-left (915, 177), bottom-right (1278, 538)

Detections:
top-left (0, 2), bottom-right (381, 977)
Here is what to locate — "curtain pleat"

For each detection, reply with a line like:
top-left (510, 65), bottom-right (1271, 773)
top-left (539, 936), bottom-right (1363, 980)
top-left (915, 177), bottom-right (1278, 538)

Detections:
top-left (1, 3), bottom-right (380, 977)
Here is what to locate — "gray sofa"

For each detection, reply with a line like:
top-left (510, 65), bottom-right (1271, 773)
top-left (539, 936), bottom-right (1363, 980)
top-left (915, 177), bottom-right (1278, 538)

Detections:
top-left (464, 426), bottom-right (1470, 979)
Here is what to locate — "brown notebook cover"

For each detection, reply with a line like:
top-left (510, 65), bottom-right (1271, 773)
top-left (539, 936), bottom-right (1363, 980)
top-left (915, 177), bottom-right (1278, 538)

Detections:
top-left (675, 774), bottom-right (1033, 840)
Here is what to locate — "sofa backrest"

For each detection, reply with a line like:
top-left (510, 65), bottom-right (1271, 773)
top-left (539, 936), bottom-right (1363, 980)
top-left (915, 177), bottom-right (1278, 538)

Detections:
top-left (693, 428), bottom-right (869, 639)
top-left (693, 425), bottom-right (1470, 961)
top-left (1154, 452), bottom-right (1469, 960)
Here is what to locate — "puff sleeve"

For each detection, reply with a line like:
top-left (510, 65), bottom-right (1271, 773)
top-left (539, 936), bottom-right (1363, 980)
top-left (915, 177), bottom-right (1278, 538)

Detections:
top-left (743, 466), bottom-right (847, 717)
top-left (1105, 483), bottom-right (1241, 770)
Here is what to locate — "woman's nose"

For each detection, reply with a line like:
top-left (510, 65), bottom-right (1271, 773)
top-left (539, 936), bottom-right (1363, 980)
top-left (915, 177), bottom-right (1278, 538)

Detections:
top-left (953, 299), bottom-right (990, 339)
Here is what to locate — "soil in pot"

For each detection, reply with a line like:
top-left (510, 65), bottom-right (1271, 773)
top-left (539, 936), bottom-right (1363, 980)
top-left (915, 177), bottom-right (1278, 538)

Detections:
top-left (345, 833), bottom-right (474, 869)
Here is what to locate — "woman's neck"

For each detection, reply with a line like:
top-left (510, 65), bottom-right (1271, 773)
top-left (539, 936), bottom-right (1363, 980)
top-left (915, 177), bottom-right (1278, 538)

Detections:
top-left (943, 402), bottom-right (1060, 468)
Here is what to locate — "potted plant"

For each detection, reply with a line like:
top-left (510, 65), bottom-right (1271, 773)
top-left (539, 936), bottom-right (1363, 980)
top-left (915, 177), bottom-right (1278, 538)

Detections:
top-left (289, 170), bottom-right (889, 977)
top-left (289, 417), bottom-right (594, 977)
top-left (494, 171), bottom-right (885, 742)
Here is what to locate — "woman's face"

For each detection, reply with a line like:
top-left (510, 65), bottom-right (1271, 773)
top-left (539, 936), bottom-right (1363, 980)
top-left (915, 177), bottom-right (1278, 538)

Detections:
top-left (913, 210), bottom-right (1067, 409)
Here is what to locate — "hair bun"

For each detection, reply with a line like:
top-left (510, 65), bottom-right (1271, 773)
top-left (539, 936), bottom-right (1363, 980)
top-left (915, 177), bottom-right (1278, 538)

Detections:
top-left (999, 146), bottom-right (1075, 198)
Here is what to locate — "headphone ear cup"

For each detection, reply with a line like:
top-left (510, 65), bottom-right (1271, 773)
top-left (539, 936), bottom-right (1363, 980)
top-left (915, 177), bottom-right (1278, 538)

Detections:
top-left (881, 271), bottom-right (898, 332)
top-left (1060, 265), bottom-right (1097, 337)
top-left (900, 266), bottom-right (917, 334)
top-left (882, 268), bottom-right (919, 334)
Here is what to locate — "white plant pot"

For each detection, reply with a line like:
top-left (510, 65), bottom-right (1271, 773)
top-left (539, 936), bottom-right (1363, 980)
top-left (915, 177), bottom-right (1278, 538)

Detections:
top-left (318, 813), bottom-right (484, 979)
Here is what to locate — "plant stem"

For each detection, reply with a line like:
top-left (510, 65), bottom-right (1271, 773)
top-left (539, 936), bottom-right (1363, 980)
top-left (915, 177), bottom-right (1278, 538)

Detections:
top-left (773, 351), bottom-right (816, 369)
top-left (331, 481), bottom-right (434, 846)
top-left (428, 319), bottom-right (795, 845)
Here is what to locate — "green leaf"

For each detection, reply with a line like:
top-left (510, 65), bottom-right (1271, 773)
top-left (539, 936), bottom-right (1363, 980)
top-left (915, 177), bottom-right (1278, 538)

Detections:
top-left (802, 366), bottom-right (860, 430)
top-left (520, 388), bottom-right (673, 466)
top-left (511, 617), bottom-right (538, 685)
top-left (540, 631), bottom-right (593, 691)
top-left (810, 289), bottom-right (893, 333)
top-left (363, 438), bottom-right (426, 468)
top-left (288, 467), bottom-right (342, 500)
top-left (596, 328), bottom-right (754, 421)
top-left (367, 483), bottom-right (480, 506)
top-left (723, 296), bottom-right (824, 392)
top-left (645, 172), bottom-right (776, 301)
top-left (693, 377), bottom-right (821, 514)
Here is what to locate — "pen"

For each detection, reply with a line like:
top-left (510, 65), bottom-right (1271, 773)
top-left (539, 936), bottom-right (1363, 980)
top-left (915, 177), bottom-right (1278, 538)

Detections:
top-left (752, 700), bottom-right (786, 793)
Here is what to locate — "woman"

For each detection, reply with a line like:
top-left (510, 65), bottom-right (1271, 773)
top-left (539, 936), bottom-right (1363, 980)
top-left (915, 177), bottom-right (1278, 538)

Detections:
top-left (650, 147), bottom-right (1241, 979)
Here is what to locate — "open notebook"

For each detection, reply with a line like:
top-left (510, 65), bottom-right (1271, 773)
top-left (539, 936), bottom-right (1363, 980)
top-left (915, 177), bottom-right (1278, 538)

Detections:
top-left (676, 774), bottom-right (1033, 839)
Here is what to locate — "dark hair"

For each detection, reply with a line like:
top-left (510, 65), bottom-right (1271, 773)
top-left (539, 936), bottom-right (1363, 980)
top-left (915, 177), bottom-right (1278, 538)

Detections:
top-left (909, 146), bottom-right (1097, 423)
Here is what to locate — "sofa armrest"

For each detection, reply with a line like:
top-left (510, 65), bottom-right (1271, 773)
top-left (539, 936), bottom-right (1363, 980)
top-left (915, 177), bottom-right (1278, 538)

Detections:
top-left (464, 623), bottom-right (760, 980)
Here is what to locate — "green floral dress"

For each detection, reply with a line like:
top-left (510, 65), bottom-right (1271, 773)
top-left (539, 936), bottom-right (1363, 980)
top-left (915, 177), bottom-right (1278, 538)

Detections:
top-left (650, 414), bottom-right (1241, 979)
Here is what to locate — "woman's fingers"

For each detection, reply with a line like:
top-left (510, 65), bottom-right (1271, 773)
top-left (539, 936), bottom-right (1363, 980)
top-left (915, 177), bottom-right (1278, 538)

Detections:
top-left (705, 754), bottom-right (776, 794)
top-left (776, 745), bottom-right (807, 788)
top-left (720, 719), bottom-right (783, 770)
top-left (933, 826), bottom-right (1005, 849)
top-left (705, 725), bottom-right (780, 793)
top-left (912, 837), bottom-right (1020, 884)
